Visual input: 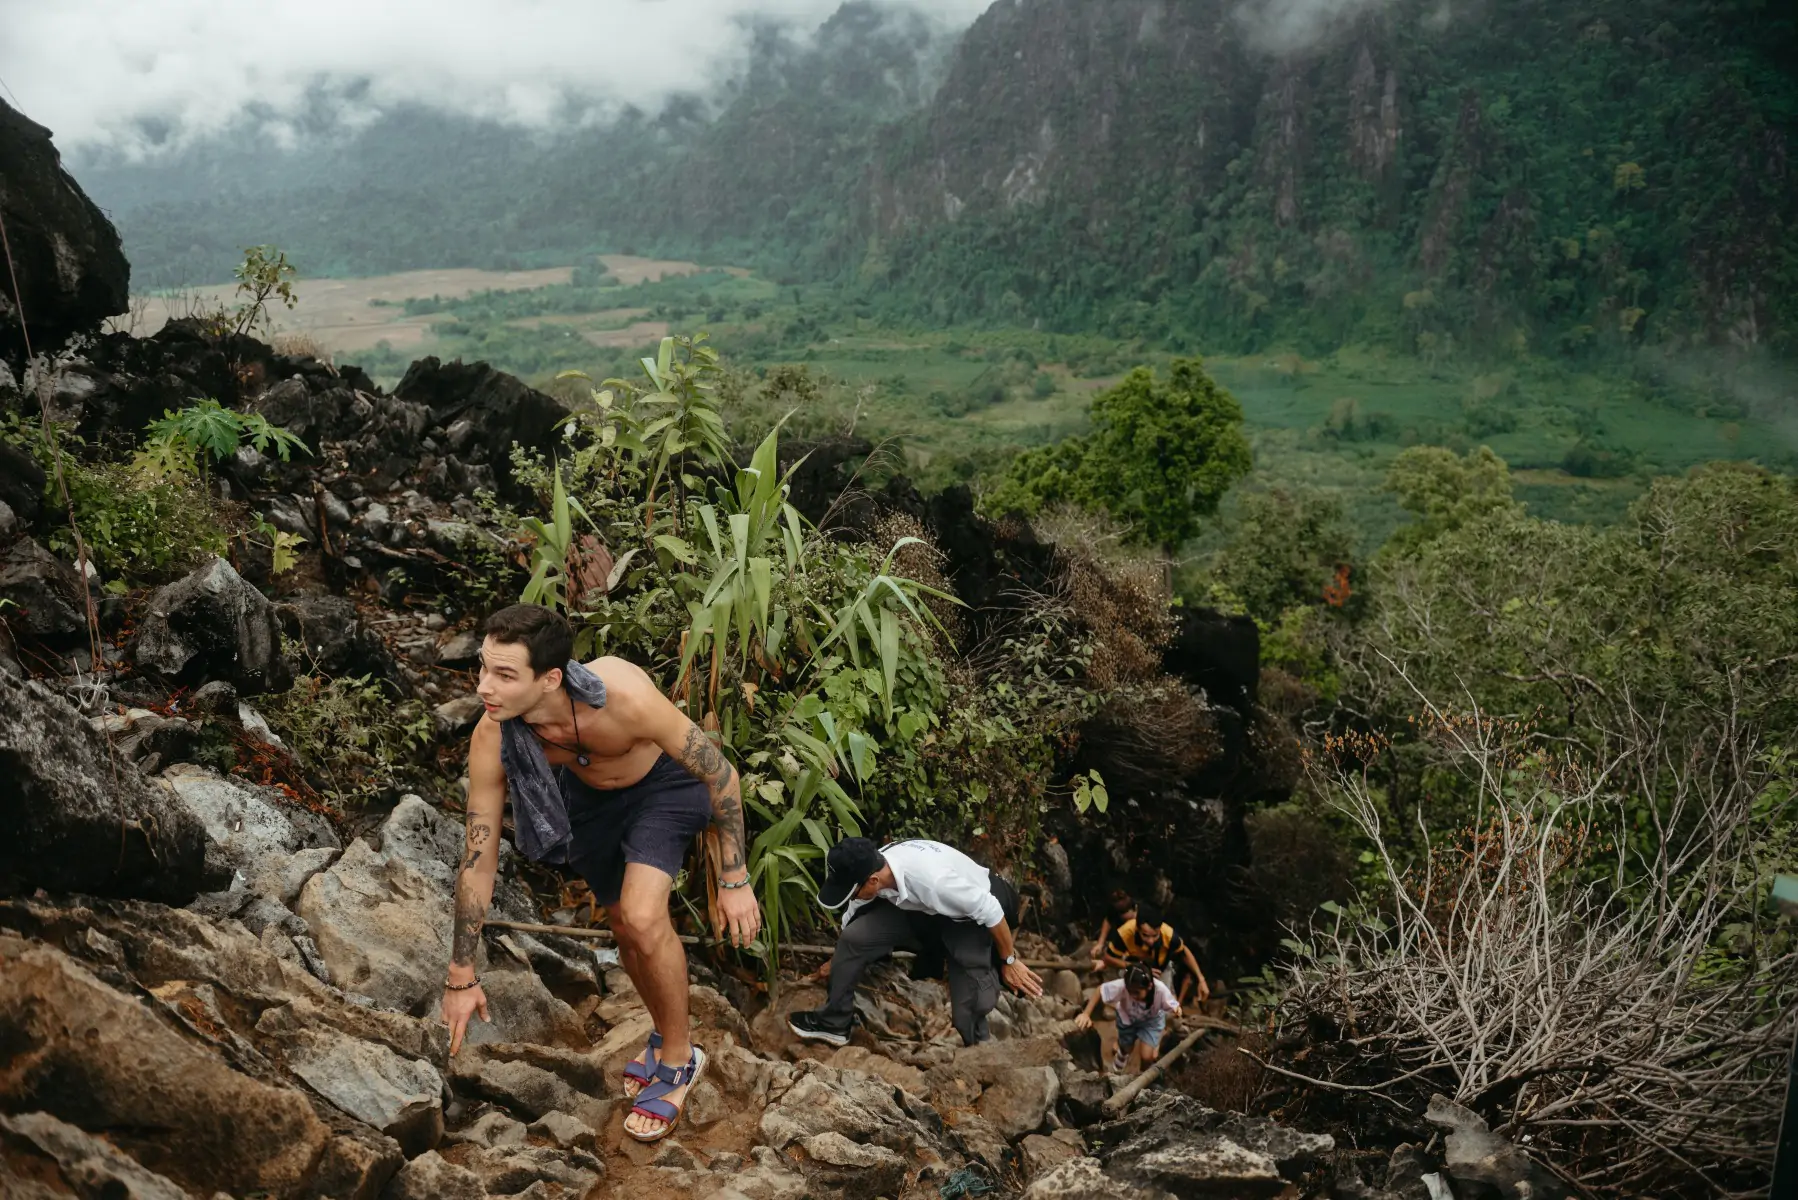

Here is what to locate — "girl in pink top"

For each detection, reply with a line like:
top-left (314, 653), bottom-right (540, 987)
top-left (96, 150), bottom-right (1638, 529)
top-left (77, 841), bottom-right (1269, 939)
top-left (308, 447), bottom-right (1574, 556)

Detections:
top-left (1074, 964), bottom-right (1181, 1073)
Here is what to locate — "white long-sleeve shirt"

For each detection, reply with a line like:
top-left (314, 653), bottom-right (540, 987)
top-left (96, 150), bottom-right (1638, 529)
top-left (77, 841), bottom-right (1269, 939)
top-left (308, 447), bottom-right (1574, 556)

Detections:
top-left (841, 839), bottom-right (1005, 929)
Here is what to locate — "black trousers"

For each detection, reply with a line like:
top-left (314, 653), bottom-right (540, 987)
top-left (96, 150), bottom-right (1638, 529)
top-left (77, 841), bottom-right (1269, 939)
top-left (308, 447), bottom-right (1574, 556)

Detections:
top-left (820, 877), bottom-right (1019, 1046)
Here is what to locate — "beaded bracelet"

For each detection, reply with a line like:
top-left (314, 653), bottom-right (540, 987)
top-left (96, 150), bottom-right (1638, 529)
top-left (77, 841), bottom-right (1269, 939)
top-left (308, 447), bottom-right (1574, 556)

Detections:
top-left (444, 976), bottom-right (481, 991)
top-left (719, 877), bottom-right (751, 890)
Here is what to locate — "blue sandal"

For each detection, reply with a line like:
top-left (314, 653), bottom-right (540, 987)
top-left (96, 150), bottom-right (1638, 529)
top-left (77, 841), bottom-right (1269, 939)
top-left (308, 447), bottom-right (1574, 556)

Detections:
top-left (622, 1030), bottom-right (662, 1098)
top-left (626, 1045), bottom-right (707, 1143)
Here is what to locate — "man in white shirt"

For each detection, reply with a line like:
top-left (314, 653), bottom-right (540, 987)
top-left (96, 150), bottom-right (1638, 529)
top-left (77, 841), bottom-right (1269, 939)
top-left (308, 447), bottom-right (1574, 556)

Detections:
top-left (788, 837), bottom-right (1044, 1047)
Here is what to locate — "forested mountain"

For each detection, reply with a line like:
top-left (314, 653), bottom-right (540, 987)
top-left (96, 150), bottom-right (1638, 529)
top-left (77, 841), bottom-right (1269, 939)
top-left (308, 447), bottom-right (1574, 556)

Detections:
top-left (78, 0), bottom-right (1797, 359)
top-left (868, 0), bottom-right (1798, 356)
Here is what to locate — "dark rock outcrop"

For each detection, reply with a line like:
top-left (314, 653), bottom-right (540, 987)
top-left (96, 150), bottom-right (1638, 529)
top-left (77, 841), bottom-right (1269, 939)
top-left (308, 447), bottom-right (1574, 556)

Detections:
top-left (128, 556), bottom-right (291, 694)
top-left (0, 442), bottom-right (44, 527)
top-left (392, 357), bottom-right (570, 505)
top-left (0, 99), bottom-right (129, 359)
top-left (0, 670), bottom-right (215, 902)
top-left (0, 537), bottom-right (85, 637)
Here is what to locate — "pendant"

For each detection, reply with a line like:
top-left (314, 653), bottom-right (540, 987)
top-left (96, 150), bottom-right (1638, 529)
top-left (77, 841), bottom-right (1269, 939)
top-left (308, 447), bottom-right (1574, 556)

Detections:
top-left (577, 755), bottom-right (590, 767)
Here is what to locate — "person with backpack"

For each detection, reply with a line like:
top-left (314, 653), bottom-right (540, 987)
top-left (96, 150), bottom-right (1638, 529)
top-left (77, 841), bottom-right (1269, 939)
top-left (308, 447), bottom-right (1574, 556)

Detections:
top-left (1101, 903), bottom-right (1211, 1004)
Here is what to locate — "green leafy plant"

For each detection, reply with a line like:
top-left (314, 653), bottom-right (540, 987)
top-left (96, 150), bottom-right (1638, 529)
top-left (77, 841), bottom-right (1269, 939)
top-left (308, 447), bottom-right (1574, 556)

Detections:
top-left (1071, 768), bottom-right (1109, 815)
top-left (138, 398), bottom-right (309, 490)
top-left (262, 674), bottom-right (435, 809)
top-left (605, 334), bottom-right (731, 526)
top-left (230, 244), bottom-right (298, 337)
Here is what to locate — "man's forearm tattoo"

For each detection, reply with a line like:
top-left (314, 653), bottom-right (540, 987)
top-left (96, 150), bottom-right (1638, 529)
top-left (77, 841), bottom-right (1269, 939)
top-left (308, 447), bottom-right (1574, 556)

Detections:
top-left (451, 824), bottom-right (493, 965)
top-left (678, 724), bottom-right (746, 872)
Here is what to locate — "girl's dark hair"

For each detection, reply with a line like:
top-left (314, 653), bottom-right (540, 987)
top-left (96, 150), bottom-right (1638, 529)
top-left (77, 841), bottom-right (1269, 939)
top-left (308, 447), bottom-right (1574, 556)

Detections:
top-left (481, 604), bottom-right (574, 676)
top-left (1109, 889), bottom-right (1135, 914)
top-left (1124, 963), bottom-right (1154, 992)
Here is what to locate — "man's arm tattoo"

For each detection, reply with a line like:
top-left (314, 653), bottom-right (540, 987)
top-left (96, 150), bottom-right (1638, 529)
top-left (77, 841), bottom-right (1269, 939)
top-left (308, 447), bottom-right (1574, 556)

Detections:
top-left (451, 824), bottom-right (494, 965)
top-left (677, 724), bottom-right (747, 872)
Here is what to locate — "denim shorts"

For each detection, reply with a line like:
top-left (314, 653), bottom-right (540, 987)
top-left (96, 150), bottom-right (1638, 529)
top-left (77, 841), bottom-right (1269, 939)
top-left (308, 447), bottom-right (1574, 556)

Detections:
top-left (1116, 1010), bottom-right (1167, 1052)
top-left (564, 753), bottom-right (712, 905)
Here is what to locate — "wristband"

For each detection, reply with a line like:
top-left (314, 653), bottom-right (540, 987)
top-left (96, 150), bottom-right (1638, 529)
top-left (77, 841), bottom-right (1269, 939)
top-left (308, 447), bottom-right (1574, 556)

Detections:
top-left (445, 976), bottom-right (481, 991)
top-left (719, 876), bottom-right (751, 891)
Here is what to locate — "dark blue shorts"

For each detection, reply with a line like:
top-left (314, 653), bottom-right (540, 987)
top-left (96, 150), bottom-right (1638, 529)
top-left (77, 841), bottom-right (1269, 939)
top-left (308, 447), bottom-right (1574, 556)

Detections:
top-left (565, 753), bottom-right (712, 905)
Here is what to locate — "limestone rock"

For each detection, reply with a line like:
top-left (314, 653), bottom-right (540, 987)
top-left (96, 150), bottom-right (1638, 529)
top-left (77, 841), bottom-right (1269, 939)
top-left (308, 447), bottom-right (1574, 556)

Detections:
top-left (445, 1110), bottom-right (527, 1150)
top-left (165, 765), bottom-right (339, 902)
top-left (717, 1145), bottom-right (811, 1200)
top-left (977, 1065), bottom-right (1060, 1140)
top-left (129, 557), bottom-right (290, 694)
top-left (0, 1110), bottom-right (192, 1200)
top-left (0, 670), bottom-right (215, 902)
top-left (284, 1027), bottom-right (445, 1158)
top-left (525, 1110), bottom-right (595, 1152)
top-left (434, 694), bottom-right (485, 738)
top-left (0, 538), bottom-right (85, 637)
top-left (458, 1144), bottom-right (601, 1195)
top-left (1050, 969), bottom-right (1084, 1005)
top-left (794, 1130), bottom-right (908, 1198)
top-left (1089, 1093), bottom-right (1333, 1199)
top-left (829, 1044), bottom-right (930, 1098)
top-left (954, 1032), bottom-right (1069, 1084)
top-left (383, 1150), bottom-right (487, 1200)
top-left (1021, 1131), bottom-right (1083, 1179)
top-left (0, 936), bottom-right (330, 1197)
top-left (425, 960), bottom-right (587, 1049)
top-left (0, 98), bottom-right (129, 358)
top-left (1425, 1094), bottom-right (1568, 1200)
top-left (1021, 1156), bottom-right (1165, 1200)
top-left (297, 835), bottom-right (451, 1011)
top-left (447, 1054), bottom-right (610, 1130)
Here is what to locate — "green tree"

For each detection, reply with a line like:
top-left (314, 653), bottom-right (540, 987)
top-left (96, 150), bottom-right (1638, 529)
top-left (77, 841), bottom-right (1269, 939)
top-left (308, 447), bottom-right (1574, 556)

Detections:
top-left (1381, 445), bottom-right (1523, 556)
top-left (985, 358), bottom-right (1252, 548)
top-left (1200, 485), bottom-right (1355, 623)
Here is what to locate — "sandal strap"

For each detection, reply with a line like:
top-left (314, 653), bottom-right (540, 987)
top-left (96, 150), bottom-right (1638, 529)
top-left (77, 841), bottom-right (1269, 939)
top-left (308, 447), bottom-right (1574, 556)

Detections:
top-left (631, 1096), bottom-right (680, 1123)
top-left (647, 1054), bottom-right (700, 1088)
top-left (623, 1031), bottom-right (665, 1082)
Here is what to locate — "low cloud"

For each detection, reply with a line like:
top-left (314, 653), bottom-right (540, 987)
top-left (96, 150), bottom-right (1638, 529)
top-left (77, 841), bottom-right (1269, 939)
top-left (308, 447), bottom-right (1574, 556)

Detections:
top-left (0, 0), bottom-right (988, 154)
top-left (1234, 0), bottom-right (1410, 55)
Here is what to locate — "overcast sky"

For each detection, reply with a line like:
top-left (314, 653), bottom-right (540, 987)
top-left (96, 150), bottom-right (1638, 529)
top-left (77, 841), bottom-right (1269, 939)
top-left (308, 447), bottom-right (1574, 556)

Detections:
top-left (0, 0), bottom-right (992, 154)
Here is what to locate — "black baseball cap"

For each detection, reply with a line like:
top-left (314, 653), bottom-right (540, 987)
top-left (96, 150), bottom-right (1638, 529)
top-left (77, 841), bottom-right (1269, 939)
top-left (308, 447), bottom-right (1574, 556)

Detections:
top-left (817, 837), bottom-right (885, 910)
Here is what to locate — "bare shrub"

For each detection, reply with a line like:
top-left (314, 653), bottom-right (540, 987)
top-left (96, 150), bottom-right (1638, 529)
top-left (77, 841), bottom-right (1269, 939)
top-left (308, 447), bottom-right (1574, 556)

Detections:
top-left (1274, 684), bottom-right (1797, 1196)
top-left (272, 332), bottom-right (331, 365)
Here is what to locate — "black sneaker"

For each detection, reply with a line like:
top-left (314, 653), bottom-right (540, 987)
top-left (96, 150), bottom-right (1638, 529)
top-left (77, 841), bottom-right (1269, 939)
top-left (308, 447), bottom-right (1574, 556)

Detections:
top-left (787, 1010), bottom-right (851, 1047)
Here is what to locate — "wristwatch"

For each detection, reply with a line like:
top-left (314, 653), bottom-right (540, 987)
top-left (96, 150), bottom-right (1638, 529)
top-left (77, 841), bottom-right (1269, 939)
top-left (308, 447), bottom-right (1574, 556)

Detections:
top-left (1002, 954), bottom-right (1018, 966)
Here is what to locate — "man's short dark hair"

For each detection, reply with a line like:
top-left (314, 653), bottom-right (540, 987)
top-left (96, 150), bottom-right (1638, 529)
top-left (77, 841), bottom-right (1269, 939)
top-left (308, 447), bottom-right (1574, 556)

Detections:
top-left (1136, 904), bottom-right (1165, 931)
top-left (481, 604), bottom-right (573, 676)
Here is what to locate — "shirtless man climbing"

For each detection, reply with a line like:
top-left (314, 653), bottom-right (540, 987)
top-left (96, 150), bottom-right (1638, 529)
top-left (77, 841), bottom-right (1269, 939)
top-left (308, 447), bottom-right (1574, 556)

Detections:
top-left (439, 603), bottom-right (760, 1143)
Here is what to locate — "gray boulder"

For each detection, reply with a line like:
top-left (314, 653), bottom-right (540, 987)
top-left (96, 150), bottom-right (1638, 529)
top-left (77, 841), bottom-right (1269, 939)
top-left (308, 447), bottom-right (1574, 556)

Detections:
top-left (1089, 1092), bottom-right (1333, 1199)
top-left (284, 1027), bottom-right (445, 1158)
top-left (0, 538), bottom-right (85, 637)
top-left (0, 671), bottom-right (215, 902)
top-left (1425, 1095), bottom-right (1569, 1200)
top-left (0, 935), bottom-right (331, 1197)
top-left (383, 1150), bottom-right (486, 1200)
top-left (129, 557), bottom-right (290, 694)
top-left (0, 1110), bottom-right (193, 1200)
top-left (977, 1064), bottom-right (1060, 1140)
top-left (0, 98), bottom-right (129, 358)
